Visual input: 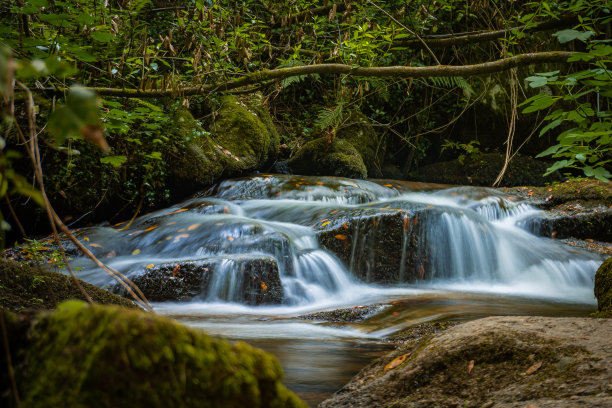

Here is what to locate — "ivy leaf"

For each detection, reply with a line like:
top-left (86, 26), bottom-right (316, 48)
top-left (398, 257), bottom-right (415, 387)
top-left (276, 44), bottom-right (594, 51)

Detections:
top-left (100, 155), bottom-right (127, 168)
top-left (552, 29), bottom-right (595, 44)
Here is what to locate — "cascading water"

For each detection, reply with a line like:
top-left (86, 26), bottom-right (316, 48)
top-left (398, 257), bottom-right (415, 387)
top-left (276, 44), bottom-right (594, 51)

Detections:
top-left (69, 174), bottom-right (603, 306)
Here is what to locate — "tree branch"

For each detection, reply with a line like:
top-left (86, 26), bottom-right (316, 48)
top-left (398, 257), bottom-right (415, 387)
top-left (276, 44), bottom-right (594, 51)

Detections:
top-left (31, 51), bottom-right (575, 98)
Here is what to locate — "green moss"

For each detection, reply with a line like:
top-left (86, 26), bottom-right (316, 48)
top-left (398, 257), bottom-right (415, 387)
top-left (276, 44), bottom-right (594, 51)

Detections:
top-left (289, 137), bottom-right (367, 179)
top-left (594, 256), bottom-right (612, 317)
top-left (336, 111), bottom-right (384, 177)
top-left (20, 301), bottom-right (307, 408)
top-left (0, 259), bottom-right (136, 312)
top-left (210, 95), bottom-right (279, 174)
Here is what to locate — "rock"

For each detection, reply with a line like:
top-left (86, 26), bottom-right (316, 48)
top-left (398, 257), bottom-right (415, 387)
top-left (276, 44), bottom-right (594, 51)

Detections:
top-left (115, 256), bottom-right (284, 305)
top-left (9, 301), bottom-right (306, 408)
top-left (211, 94), bottom-right (279, 174)
top-left (299, 305), bottom-right (386, 322)
top-left (167, 108), bottom-right (230, 195)
top-left (320, 316), bottom-right (612, 408)
top-left (414, 152), bottom-right (563, 187)
top-left (0, 259), bottom-right (136, 312)
top-left (336, 111), bottom-right (384, 177)
top-left (506, 179), bottom-right (612, 242)
top-left (289, 137), bottom-right (367, 179)
top-left (594, 256), bottom-right (612, 317)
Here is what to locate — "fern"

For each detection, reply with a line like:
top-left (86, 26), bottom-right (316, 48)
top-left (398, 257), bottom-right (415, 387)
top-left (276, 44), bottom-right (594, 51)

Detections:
top-left (128, 0), bottom-right (153, 14)
top-left (316, 102), bottom-right (344, 131)
top-left (427, 76), bottom-right (474, 96)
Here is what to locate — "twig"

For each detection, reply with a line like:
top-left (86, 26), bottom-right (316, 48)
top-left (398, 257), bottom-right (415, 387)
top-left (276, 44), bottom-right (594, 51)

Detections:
top-left (0, 312), bottom-right (20, 408)
top-left (4, 196), bottom-right (27, 239)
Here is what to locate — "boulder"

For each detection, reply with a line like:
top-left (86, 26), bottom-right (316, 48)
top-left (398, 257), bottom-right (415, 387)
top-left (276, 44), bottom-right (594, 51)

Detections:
top-left (414, 152), bottom-right (563, 187)
top-left (8, 301), bottom-right (306, 408)
top-left (336, 111), bottom-right (384, 177)
top-left (594, 256), bottom-right (612, 317)
top-left (210, 94), bottom-right (279, 174)
top-left (0, 259), bottom-right (136, 312)
top-left (289, 138), bottom-right (367, 179)
top-left (115, 257), bottom-right (284, 305)
top-left (320, 316), bottom-right (612, 408)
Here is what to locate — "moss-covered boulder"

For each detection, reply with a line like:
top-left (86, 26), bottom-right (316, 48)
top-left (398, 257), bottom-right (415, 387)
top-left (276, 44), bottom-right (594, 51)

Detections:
top-left (210, 95), bottom-right (280, 175)
top-left (14, 301), bottom-right (306, 408)
top-left (594, 257), bottom-right (612, 318)
top-left (336, 111), bottom-right (384, 177)
top-left (414, 152), bottom-right (563, 187)
top-left (0, 259), bottom-right (135, 312)
top-left (167, 108), bottom-right (230, 196)
top-left (114, 257), bottom-right (284, 305)
top-left (289, 138), bottom-right (367, 179)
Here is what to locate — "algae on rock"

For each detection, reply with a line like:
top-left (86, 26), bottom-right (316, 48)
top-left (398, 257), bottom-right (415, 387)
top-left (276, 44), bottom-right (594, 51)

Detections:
top-left (594, 256), bottom-right (612, 318)
top-left (19, 301), bottom-right (307, 408)
top-left (289, 137), bottom-right (367, 179)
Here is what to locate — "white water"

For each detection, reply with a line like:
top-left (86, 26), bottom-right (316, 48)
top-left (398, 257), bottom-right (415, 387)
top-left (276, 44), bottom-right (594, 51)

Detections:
top-left (69, 174), bottom-right (602, 309)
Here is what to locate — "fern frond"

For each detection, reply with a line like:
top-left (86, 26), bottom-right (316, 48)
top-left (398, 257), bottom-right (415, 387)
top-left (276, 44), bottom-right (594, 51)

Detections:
top-left (316, 102), bottom-right (344, 131)
top-left (426, 76), bottom-right (474, 96)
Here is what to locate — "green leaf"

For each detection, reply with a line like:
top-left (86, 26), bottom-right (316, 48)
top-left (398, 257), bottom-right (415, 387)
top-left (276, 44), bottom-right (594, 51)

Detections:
top-left (90, 31), bottom-right (114, 43)
top-left (584, 166), bottom-right (611, 182)
top-left (553, 29), bottom-right (595, 44)
top-left (47, 86), bottom-right (102, 145)
top-left (522, 94), bottom-right (558, 114)
top-left (539, 119), bottom-right (562, 137)
top-left (536, 144), bottom-right (562, 158)
top-left (100, 155), bottom-right (127, 167)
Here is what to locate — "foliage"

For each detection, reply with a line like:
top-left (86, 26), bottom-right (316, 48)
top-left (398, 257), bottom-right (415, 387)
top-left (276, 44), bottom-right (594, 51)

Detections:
top-left (520, 1), bottom-right (612, 181)
top-left (441, 139), bottom-right (481, 164)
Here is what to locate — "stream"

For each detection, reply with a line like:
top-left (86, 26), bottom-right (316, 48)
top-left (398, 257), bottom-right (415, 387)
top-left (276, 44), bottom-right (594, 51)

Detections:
top-left (67, 175), bottom-right (604, 406)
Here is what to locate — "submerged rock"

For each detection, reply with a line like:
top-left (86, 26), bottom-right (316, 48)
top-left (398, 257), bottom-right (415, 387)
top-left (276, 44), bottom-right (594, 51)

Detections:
top-left (594, 256), bottom-right (612, 318)
top-left (0, 259), bottom-right (135, 312)
top-left (320, 316), bottom-right (612, 408)
top-left (8, 301), bottom-right (306, 408)
top-left (115, 257), bottom-right (284, 305)
top-left (289, 138), bottom-right (367, 179)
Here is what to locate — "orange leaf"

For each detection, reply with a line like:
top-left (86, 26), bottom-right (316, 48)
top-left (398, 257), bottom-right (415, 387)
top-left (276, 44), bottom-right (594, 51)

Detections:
top-left (145, 225), bottom-right (158, 232)
top-left (384, 353), bottom-right (410, 371)
top-left (188, 224), bottom-right (200, 231)
top-left (178, 228), bottom-right (186, 233)
top-left (132, 249), bottom-right (141, 255)
top-left (551, 231), bottom-right (557, 239)
top-left (383, 184), bottom-right (393, 187)
top-left (228, 237), bottom-right (235, 241)
top-left (168, 208), bottom-right (189, 215)
top-left (146, 264), bottom-right (154, 269)
top-left (172, 264), bottom-right (180, 276)
top-left (316, 181), bottom-right (324, 185)
top-left (330, 209), bottom-right (339, 215)
top-left (83, 237), bottom-right (90, 242)
top-left (392, 311), bottom-right (399, 316)
top-left (260, 281), bottom-right (268, 291)
top-left (113, 221), bottom-right (126, 227)
top-left (342, 222), bottom-right (349, 230)
top-left (524, 361), bottom-right (542, 375)
top-left (468, 360), bottom-right (474, 374)
top-left (334, 234), bottom-right (347, 240)
top-left (89, 243), bottom-right (103, 248)
top-left (173, 233), bottom-right (190, 243)
top-left (321, 221), bottom-right (331, 227)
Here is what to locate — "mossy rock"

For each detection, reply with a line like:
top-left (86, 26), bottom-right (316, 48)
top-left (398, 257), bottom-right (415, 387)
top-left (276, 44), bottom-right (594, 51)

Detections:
top-left (211, 95), bottom-right (280, 175)
top-left (414, 152), bottom-right (563, 187)
top-left (167, 108), bottom-right (230, 196)
top-left (0, 259), bottom-right (136, 312)
top-left (594, 257), bottom-right (612, 318)
top-left (336, 111), bottom-right (384, 177)
top-left (18, 301), bottom-right (307, 408)
top-left (289, 137), bottom-right (367, 179)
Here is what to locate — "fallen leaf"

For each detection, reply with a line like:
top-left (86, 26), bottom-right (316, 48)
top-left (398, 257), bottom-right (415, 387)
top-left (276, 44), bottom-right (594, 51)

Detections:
top-left (177, 228), bottom-right (186, 233)
top-left (392, 311), bottom-right (399, 316)
top-left (585, 238), bottom-right (594, 243)
top-left (228, 237), bottom-right (235, 241)
top-left (83, 237), bottom-right (90, 242)
top-left (551, 231), bottom-right (557, 239)
top-left (188, 224), bottom-right (200, 231)
top-left (173, 233), bottom-right (189, 243)
top-left (146, 264), bottom-right (154, 269)
top-left (468, 360), bottom-right (474, 374)
top-left (145, 225), bottom-right (158, 232)
top-left (321, 221), bottom-right (331, 227)
top-left (335, 234), bottom-right (347, 240)
top-left (330, 209), bottom-right (339, 215)
top-left (89, 243), bottom-right (103, 248)
top-left (132, 249), bottom-right (141, 255)
top-left (168, 208), bottom-right (189, 215)
top-left (316, 181), bottom-right (324, 185)
top-left (342, 222), bottom-right (349, 230)
top-left (260, 281), bottom-right (268, 291)
top-left (384, 353), bottom-right (410, 371)
top-left (172, 264), bottom-right (180, 276)
top-left (383, 184), bottom-right (393, 187)
top-left (525, 361), bottom-right (542, 375)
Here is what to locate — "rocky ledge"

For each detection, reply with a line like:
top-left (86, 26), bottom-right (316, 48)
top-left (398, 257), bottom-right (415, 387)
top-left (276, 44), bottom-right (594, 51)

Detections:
top-left (320, 316), bottom-right (612, 408)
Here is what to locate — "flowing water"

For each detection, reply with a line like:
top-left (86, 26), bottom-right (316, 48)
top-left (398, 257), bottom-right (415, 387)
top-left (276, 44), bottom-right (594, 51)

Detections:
top-left (67, 175), bottom-right (604, 406)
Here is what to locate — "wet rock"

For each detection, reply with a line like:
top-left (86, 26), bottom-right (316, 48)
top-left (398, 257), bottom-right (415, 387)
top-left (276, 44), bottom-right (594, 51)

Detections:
top-left (300, 305), bottom-right (386, 322)
top-left (115, 257), bottom-right (284, 305)
top-left (506, 179), bottom-right (612, 242)
top-left (336, 111), bottom-right (384, 177)
top-left (316, 204), bottom-right (442, 283)
top-left (0, 259), bottom-right (136, 312)
top-left (289, 138), bottom-right (367, 179)
top-left (414, 152), bottom-right (562, 187)
top-left (320, 316), bottom-right (612, 408)
top-left (8, 301), bottom-right (306, 408)
top-left (594, 256), bottom-right (612, 318)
